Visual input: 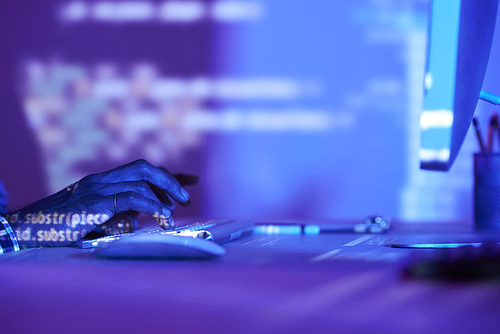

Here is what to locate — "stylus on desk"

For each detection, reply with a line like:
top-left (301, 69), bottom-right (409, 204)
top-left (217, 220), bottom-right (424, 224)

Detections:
top-left (254, 225), bottom-right (302, 235)
top-left (253, 216), bottom-right (391, 235)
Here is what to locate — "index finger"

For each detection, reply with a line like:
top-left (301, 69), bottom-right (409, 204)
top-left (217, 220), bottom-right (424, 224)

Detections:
top-left (158, 167), bottom-right (199, 187)
top-left (84, 160), bottom-right (190, 203)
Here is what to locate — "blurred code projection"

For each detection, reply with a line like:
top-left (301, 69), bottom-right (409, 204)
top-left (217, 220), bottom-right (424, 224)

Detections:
top-left (20, 0), bottom-right (494, 222)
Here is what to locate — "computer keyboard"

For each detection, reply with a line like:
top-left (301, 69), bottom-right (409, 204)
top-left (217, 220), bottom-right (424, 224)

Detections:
top-left (79, 218), bottom-right (255, 249)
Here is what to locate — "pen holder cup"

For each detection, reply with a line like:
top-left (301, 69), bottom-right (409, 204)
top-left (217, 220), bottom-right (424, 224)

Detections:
top-left (474, 152), bottom-right (500, 229)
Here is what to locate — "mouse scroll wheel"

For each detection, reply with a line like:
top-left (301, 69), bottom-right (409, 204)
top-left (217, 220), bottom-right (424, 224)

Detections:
top-left (196, 231), bottom-right (213, 242)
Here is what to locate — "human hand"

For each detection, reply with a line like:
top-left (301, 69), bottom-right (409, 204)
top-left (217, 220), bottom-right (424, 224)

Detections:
top-left (93, 167), bottom-right (198, 236)
top-left (4, 159), bottom-right (190, 248)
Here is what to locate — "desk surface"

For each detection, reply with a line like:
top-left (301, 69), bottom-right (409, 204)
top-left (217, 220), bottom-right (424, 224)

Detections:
top-left (2, 220), bottom-right (500, 334)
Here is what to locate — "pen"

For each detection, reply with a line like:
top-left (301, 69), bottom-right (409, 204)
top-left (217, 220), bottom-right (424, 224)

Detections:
top-left (304, 222), bottom-right (389, 234)
top-left (472, 117), bottom-right (486, 152)
top-left (489, 114), bottom-right (500, 151)
top-left (254, 216), bottom-right (391, 235)
top-left (253, 225), bottom-right (302, 235)
top-left (253, 224), bottom-right (374, 235)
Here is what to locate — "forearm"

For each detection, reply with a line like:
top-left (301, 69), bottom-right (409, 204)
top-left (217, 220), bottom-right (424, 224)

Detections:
top-left (4, 207), bottom-right (101, 248)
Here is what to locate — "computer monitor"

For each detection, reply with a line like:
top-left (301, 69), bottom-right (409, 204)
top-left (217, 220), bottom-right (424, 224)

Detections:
top-left (420, 0), bottom-right (499, 171)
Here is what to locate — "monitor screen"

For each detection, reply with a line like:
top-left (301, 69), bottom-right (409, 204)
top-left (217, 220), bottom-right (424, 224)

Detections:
top-left (4, 0), bottom-right (500, 224)
top-left (420, 0), bottom-right (498, 171)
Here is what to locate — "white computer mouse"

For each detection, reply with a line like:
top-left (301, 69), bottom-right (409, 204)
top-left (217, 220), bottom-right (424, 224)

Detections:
top-left (92, 234), bottom-right (226, 259)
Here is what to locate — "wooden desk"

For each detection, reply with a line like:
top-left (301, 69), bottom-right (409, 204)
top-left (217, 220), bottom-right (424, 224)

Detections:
top-left (1, 221), bottom-right (500, 333)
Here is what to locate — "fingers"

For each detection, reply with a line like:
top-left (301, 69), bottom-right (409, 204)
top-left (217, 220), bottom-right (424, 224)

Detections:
top-left (146, 181), bottom-right (174, 208)
top-left (158, 168), bottom-right (197, 207)
top-left (114, 191), bottom-right (172, 223)
top-left (156, 216), bottom-right (175, 230)
top-left (87, 181), bottom-right (176, 210)
top-left (85, 160), bottom-right (190, 204)
top-left (111, 189), bottom-right (175, 229)
top-left (105, 183), bottom-right (175, 224)
top-left (93, 213), bottom-right (138, 235)
top-left (158, 167), bottom-right (199, 186)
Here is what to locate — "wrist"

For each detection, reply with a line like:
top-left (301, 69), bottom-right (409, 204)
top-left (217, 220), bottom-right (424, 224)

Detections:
top-left (0, 215), bottom-right (21, 253)
top-left (4, 211), bottom-right (39, 249)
